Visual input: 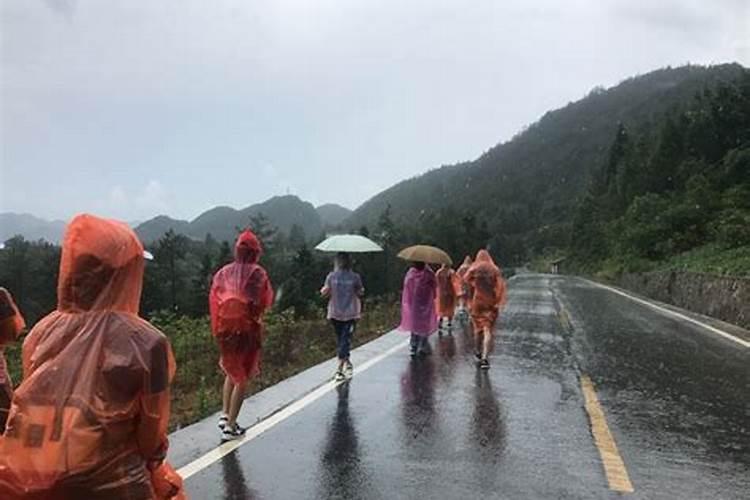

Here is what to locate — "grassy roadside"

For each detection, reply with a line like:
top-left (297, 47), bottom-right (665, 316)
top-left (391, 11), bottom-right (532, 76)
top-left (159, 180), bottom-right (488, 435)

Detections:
top-left (159, 297), bottom-right (400, 430)
top-left (3, 298), bottom-right (400, 431)
top-left (534, 243), bottom-right (750, 281)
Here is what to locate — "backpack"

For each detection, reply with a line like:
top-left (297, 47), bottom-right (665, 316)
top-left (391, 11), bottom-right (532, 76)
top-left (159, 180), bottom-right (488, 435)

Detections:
top-left (214, 292), bottom-right (255, 337)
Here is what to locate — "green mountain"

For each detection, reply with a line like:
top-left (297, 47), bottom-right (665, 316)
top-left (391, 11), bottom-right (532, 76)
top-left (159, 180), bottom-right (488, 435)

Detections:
top-left (316, 204), bottom-right (352, 228)
top-left (134, 215), bottom-right (191, 244)
top-left (345, 64), bottom-right (747, 262)
top-left (569, 68), bottom-right (750, 275)
top-left (135, 195), bottom-right (323, 243)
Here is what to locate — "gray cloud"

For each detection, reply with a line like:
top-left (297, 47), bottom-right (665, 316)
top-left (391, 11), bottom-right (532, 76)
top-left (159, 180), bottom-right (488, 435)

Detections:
top-left (41, 0), bottom-right (76, 20)
top-left (1, 0), bottom-right (747, 221)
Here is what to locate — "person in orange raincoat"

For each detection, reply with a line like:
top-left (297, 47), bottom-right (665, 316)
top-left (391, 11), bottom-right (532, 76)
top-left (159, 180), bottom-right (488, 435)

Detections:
top-left (0, 288), bottom-right (25, 434)
top-left (465, 250), bottom-right (506, 370)
top-left (455, 255), bottom-right (474, 320)
top-left (0, 214), bottom-right (184, 500)
top-left (456, 256), bottom-right (473, 306)
top-left (435, 264), bottom-right (461, 332)
top-left (209, 230), bottom-right (274, 442)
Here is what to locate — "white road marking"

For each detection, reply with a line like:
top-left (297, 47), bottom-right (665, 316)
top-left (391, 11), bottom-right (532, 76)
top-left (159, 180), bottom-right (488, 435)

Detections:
top-left (586, 279), bottom-right (750, 349)
top-left (178, 339), bottom-right (408, 479)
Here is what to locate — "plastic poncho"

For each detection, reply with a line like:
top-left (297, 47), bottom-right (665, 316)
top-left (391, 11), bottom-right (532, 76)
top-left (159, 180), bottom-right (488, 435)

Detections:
top-left (465, 250), bottom-right (506, 330)
top-left (456, 255), bottom-right (474, 302)
top-left (0, 288), bottom-right (25, 433)
top-left (0, 214), bottom-right (184, 500)
top-left (398, 266), bottom-right (438, 337)
top-left (209, 230), bottom-right (274, 385)
top-left (435, 265), bottom-right (461, 319)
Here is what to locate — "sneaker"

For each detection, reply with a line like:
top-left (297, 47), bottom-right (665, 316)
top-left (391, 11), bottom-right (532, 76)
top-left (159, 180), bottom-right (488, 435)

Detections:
top-left (474, 351), bottom-right (482, 361)
top-left (334, 371), bottom-right (346, 382)
top-left (221, 424), bottom-right (247, 442)
top-left (344, 361), bottom-right (354, 379)
top-left (218, 414), bottom-right (228, 430)
top-left (479, 359), bottom-right (490, 370)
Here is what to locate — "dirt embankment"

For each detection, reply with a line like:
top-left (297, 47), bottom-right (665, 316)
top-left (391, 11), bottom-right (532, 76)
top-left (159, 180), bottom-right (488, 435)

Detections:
top-left (619, 271), bottom-right (750, 329)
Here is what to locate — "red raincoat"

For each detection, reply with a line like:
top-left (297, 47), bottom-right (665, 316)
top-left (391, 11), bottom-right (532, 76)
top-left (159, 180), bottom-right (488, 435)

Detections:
top-left (0, 288), bottom-right (25, 434)
top-left (456, 255), bottom-right (474, 303)
top-left (0, 214), bottom-right (184, 500)
top-left (209, 230), bottom-right (274, 385)
top-left (465, 250), bottom-right (506, 331)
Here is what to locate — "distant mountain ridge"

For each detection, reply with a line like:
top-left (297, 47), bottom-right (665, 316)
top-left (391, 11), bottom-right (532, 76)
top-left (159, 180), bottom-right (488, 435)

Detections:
top-left (135, 195), bottom-right (325, 243)
top-left (0, 213), bottom-right (66, 243)
top-left (316, 204), bottom-right (352, 227)
top-left (1, 195), bottom-right (335, 245)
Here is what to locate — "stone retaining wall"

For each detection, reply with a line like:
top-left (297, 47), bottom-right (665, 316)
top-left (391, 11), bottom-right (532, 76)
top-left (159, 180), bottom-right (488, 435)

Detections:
top-left (619, 271), bottom-right (750, 329)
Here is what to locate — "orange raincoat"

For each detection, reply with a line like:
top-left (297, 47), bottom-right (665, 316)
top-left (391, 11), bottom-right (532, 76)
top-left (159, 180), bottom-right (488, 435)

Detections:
top-left (209, 230), bottom-right (274, 385)
top-left (456, 256), bottom-right (474, 304)
top-left (0, 214), bottom-right (184, 500)
top-left (465, 250), bottom-right (506, 331)
top-left (435, 265), bottom-right (461, 319)
top-left (0, 288), bottom-right (25, 433)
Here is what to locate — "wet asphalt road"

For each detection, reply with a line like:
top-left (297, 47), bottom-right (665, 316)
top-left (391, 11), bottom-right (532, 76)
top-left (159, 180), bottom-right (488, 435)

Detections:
top-left (184, 274), bottom-right (749, 499)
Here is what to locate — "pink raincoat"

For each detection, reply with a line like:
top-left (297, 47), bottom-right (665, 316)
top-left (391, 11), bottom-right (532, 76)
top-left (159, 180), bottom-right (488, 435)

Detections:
top-left (398, 267), bottom-right (438, 337)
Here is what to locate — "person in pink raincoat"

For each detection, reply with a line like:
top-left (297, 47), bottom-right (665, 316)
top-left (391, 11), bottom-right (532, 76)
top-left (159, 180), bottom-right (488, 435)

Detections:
top-left (398, 261), bottom-right (438, 357)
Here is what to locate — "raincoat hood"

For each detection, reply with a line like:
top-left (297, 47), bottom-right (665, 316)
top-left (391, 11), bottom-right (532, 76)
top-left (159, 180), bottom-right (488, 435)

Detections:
top-left (235, 230), bottom-right (262, 263)
top-left (0, 288), bottom-right (25, 346)
top-left (57, 214), bottom-right (145, 314)
top-left (457, 255), bottom-right (473, 276)
top-left (474, 250), bottom-right (497, 268)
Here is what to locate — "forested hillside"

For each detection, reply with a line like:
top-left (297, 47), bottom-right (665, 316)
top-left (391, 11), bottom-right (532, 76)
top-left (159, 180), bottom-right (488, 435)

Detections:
top-left (570, 70), bottom-right (750, 275)
top-left (347, 64), bottom-right (747, 265)
top-left (316, 203), bottom-right (352, 228)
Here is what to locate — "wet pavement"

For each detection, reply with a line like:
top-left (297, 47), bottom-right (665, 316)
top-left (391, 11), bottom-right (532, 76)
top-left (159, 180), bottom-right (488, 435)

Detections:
top-left (178, 274), bottom-right (749, 499)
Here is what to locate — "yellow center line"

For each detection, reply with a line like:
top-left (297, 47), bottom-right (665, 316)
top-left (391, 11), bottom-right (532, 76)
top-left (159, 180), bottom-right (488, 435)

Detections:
top-left (580, 374), bottom-right (635, 494)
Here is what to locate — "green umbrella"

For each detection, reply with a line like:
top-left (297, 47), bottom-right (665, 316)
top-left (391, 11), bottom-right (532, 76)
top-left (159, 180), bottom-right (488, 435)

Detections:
top-left (315, 234), bottom-right (383, 253)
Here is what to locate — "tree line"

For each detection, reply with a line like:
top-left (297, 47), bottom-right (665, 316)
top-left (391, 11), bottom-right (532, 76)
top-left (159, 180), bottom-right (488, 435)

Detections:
top-left (0, 207), bottom-right (497, 327)
top-left (569, 71), bottom-right (750, 271)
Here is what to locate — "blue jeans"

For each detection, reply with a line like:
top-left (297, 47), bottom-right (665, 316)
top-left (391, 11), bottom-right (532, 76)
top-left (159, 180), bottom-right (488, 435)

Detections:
top-left (331, 319), bottom-right (355, 360)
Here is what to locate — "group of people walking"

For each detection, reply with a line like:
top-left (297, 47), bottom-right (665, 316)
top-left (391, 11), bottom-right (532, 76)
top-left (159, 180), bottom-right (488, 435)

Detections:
top-left (398, 251), bottom-right (507, 369)
top-left (0, 212), bottom-right (507, 499)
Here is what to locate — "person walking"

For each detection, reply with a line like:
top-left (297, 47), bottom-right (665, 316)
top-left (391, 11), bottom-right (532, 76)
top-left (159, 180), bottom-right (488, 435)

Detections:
top-left (465, 250), bottom-right (507, 370)
top-left (209, 230), bottom-right (274, 442)
top-left (0, 287), bottom-right (25, 434)
top-left (456, 255), bottom-right (474, 319)
top-left (435, 263), bottom-right (460, 333)
top-left (0, 214), bottom-right (184, 500)
top-left (398, 261), bottom-right (438, 357)
top-left (320, 252), bottom-right (364, 382)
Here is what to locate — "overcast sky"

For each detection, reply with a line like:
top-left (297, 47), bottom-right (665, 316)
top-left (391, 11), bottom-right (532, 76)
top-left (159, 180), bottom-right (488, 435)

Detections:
top-left (1, 0), bottom-right (747, 222)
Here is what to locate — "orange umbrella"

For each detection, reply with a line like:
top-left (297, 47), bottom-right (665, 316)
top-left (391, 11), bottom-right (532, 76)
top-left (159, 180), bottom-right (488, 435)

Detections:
top-left (397, 245), bottom-right (452, 265)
